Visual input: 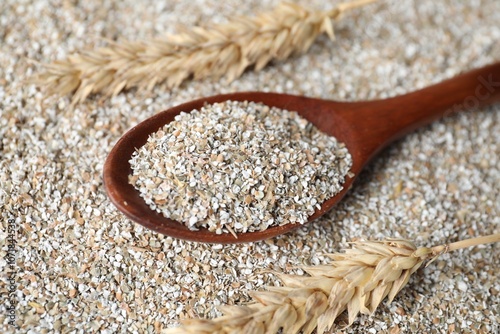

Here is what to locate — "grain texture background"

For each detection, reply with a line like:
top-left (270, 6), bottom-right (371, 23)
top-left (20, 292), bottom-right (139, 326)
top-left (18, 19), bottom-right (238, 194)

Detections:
top-left (0, 0), bottom-right (499, 333)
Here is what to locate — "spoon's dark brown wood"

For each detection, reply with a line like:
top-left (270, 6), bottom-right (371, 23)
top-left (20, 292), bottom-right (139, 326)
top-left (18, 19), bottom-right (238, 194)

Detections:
top-left (103, 62), bottom-right (500, 243)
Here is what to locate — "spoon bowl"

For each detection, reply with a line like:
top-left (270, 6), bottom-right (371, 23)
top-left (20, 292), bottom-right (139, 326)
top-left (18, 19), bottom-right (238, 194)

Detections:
top-left (103, 62), bottom-right (500, 243)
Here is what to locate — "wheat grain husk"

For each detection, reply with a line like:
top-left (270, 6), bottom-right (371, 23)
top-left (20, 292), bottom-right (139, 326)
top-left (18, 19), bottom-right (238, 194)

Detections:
top-left (33, 0), bottom-right (378, 105)
top-left (165, 234), bottom-right (499, 333)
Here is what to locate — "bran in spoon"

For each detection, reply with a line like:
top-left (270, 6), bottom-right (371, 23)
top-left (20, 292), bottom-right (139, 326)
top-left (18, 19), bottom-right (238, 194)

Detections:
top-left (129, 100), bottom-right (352, 234)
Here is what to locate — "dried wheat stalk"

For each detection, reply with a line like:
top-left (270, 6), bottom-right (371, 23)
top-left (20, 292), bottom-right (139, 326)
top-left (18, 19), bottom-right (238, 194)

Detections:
top-left (165, 233), bottom-right (499, 334)
top-left (33, 0), bottom-right (378, 105)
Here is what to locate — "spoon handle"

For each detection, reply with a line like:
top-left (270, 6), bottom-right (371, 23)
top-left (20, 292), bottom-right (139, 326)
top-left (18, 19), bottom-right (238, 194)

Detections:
top-left (341, 62), bottom-right (500, 161)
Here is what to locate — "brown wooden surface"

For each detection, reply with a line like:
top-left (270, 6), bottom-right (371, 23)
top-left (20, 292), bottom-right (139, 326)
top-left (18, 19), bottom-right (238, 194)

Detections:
top-left (103, 62), bottom-right (500, 243)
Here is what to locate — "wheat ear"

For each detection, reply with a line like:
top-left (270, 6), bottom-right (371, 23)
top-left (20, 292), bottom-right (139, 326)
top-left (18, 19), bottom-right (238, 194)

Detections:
top-left (165, 233), bottom-right (499, 334)
top-left (32, 0), bottom-right (378, 105)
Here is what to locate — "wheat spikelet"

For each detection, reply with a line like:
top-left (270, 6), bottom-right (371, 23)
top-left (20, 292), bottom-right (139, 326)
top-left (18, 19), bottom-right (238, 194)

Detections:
top-left (33, 0), bottom-right (378, 105)
top-left (165, 233), bottom-right (499, 334)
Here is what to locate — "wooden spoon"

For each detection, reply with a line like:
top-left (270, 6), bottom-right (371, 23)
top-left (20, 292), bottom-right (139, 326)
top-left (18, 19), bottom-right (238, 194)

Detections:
top-left (103, 62), bottom-right (500, 243)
